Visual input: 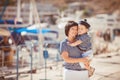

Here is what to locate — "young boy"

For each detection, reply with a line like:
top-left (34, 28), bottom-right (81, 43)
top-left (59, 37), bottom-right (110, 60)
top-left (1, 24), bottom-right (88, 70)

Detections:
top-left (68, 19), bottom-right (95, 77)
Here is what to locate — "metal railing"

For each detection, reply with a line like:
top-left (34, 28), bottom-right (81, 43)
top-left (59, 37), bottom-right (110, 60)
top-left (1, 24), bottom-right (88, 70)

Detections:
top-left (0, 43), bottom-right (62, 80)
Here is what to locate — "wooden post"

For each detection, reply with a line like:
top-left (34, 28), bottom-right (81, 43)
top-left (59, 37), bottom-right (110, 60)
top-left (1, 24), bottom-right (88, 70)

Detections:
top-left (29, 0), bottom-right (33, 24)
top-left (17, 0), bottom-right (21, 19)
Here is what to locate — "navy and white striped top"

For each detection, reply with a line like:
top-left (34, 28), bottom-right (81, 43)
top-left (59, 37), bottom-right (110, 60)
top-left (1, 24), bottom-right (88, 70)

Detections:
top-left (60, 39), bottom-right (83, 71)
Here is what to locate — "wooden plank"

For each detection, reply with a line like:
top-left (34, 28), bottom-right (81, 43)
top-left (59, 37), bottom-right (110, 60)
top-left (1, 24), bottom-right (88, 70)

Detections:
top-left (0, 67), bottom-right (36, 76)
top-left (0, 24), bottom-right (29, 28)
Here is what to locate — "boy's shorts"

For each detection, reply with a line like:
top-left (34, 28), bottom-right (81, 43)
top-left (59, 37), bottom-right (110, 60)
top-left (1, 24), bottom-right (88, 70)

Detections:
top-left (82, 50), bottom-right (93, 60)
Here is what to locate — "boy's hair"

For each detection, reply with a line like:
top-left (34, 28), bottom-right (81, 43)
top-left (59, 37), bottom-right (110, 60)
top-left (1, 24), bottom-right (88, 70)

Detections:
top-left (65, 21), bottom-right (78, 36)
top-left (78, 19), bottom-right (90, 29)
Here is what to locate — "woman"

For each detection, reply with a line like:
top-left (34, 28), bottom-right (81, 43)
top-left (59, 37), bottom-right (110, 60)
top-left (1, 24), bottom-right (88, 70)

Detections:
top-left (60, 21), bottom-right (89, 79)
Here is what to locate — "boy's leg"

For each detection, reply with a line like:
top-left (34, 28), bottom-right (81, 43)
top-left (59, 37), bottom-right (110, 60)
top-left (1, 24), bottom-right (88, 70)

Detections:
top-left (89, 66), bottom-right (95, 77)
top-left (79, 62), bottom-right (86, 69)
top-left (79, 58), bottom-right (95, 77)
top-left (82, 62), bottom-right (95, 77)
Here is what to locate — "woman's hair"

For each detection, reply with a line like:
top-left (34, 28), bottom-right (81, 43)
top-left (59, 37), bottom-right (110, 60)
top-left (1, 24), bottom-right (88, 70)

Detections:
top-left (78, 19), bottom-right (90, 29)
top-left (65, 21), bottom-right (78, 36)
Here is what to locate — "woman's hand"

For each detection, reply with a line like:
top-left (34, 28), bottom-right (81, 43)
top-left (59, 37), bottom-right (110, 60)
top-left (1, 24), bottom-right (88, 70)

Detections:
top-left (61, 51), bottom-right (90, 63)
top-left (80, 57), bottom-right (89, 66)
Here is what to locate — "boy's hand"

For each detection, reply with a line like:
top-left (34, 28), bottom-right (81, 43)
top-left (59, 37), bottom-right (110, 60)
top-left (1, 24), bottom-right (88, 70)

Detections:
top-left (69, 43), bottom-right (75, 46)
top-left (67, 42), bottom-right (76, 47)
top-left (67, 40), bottom-right (82, 47)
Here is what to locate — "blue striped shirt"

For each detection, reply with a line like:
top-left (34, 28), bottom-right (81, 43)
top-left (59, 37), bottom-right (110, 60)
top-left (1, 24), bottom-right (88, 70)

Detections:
top-left (77, 33), bottom-right (92, 57)
top-left (60, 39), bottom-right (83, 71)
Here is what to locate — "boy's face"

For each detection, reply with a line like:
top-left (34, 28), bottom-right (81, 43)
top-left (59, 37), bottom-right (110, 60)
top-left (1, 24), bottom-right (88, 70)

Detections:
top-left (78, 24), bottom-right (88, 35)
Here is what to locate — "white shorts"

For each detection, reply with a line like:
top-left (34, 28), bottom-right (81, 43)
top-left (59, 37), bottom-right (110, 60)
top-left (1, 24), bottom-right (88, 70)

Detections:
top-left (63, 68), bottom-right (90, 80)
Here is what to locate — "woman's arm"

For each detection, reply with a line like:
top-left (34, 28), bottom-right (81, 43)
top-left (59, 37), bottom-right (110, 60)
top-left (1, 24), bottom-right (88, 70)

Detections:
top-left (61, 51), bottom-right (89, 64)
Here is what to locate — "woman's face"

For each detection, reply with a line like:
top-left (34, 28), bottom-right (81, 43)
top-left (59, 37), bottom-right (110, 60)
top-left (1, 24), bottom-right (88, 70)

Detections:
top-left (68, 26), bottom-right (78, 38)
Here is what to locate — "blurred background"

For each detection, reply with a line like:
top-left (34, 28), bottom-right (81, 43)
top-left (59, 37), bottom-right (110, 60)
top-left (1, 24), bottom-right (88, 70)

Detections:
top-left (0, 0), bottom-right (120, 80)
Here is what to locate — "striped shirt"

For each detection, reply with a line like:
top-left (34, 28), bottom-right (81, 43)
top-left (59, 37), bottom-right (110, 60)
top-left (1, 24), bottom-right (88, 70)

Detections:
top-left (76, 33), bottom-right (92, 58)
top-left (77, 33), bottom-right (92, 51)
top-left (60, 39), bottom-right (83, 71)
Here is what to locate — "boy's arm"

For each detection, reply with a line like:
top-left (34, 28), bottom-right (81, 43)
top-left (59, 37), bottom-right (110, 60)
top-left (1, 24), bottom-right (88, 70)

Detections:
top-left (68, 40), bottom-right (82, 46)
